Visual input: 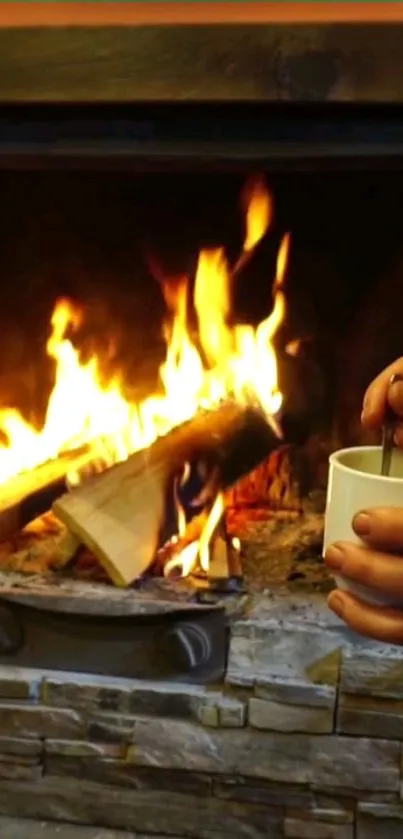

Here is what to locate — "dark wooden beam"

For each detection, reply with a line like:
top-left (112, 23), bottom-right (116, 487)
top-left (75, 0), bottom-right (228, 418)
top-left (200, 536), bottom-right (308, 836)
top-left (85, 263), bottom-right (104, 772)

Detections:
top-left (0, 22), bottom-right (401, 103)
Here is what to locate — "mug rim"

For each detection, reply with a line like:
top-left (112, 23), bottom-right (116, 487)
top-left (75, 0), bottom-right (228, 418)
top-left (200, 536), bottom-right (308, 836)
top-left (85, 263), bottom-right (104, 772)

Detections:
top-left (329, 445), bottom-right (403, 483)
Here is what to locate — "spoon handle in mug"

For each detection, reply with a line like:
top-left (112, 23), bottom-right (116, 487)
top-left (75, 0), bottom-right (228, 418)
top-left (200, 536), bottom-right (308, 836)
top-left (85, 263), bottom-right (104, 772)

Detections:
top-left (381, 373), bottom-right (403, 476)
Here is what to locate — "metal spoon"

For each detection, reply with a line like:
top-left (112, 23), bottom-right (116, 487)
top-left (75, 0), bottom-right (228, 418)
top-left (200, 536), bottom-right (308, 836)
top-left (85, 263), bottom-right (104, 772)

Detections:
top-left (381, 373), bottom-right (403, 476)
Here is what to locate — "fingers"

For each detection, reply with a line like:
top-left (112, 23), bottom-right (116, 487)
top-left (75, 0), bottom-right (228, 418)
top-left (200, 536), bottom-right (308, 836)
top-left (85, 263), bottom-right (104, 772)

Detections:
top-left (361, 357), bottom-right (403, 430)
top-left (352, 507), bottom-right (403, 551)
top-left (325, 541), bottom-right (403, 599)
top-left (328, 590), bottom-right (403, 644)
top-left (325, 508), bottom-right (403, 643)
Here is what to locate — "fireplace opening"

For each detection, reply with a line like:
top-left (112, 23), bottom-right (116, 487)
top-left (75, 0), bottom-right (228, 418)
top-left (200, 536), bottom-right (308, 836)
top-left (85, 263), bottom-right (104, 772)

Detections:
top-left (0, 103), bottom-right (402, 679)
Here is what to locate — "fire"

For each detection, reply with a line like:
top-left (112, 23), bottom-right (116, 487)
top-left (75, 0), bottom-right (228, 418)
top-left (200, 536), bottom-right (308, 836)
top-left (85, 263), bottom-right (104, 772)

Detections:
top-left (0, 176), bottom-right (289, 578)
top-left (198, 493), bottom-right (225, 573)
top-left (163, 491), bottom-right (225, 579)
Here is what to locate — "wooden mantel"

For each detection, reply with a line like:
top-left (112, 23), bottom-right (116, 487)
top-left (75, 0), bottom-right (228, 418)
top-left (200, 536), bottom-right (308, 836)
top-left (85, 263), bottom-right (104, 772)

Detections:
top-left (1, 4), bottom-right (403, 26)
top-left (0, 3), bottom-right (402, 102)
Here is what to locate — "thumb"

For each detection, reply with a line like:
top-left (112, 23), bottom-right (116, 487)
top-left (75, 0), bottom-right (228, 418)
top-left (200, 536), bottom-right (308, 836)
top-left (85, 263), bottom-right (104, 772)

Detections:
top-left (388, 378), bottom-right (403, 418)
top-left (362, 359), bottom-right (403, 430)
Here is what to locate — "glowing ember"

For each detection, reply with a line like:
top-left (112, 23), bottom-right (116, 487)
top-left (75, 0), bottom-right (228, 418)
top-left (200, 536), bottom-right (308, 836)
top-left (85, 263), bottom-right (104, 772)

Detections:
top-left (0, 176), bottom-right (290, 578)
top-left (285, 339), bottom-right (302, 357)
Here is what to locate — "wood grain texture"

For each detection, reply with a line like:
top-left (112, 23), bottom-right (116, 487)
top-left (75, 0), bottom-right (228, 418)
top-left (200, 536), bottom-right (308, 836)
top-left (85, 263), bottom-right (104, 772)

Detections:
top-left (0, 24), bottom-right (402, 102)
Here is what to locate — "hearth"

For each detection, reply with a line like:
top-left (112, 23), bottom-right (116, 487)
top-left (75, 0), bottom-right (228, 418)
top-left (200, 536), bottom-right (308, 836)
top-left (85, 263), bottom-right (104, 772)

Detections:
top-left (1, 99), bottom-right (403, 839)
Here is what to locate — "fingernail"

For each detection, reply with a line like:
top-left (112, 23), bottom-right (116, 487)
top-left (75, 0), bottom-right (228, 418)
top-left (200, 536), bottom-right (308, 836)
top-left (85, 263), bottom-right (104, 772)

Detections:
top-left (353, 512), bottom-right (371, 537)
top-left (325, 544), bottom-right (344, 571)
top-left (328, 591), bottom-right (345, 619)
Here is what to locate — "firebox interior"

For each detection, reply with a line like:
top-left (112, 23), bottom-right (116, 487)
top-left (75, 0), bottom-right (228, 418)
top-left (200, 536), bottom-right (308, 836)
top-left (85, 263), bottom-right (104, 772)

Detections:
top-left (0, 103), bottom-right (402, 655)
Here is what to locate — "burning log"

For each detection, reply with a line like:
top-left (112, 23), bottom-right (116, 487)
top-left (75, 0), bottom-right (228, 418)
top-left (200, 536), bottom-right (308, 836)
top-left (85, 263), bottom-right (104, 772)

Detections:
top-left (53, 402), bottom-right (279, 587)
top-left (0, 445), bottom-right (95, 542)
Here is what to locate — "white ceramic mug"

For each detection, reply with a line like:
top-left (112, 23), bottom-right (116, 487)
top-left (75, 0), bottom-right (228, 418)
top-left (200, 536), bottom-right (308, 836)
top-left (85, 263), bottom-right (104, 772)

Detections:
top-left (323, 446), bottom-right (403, 606)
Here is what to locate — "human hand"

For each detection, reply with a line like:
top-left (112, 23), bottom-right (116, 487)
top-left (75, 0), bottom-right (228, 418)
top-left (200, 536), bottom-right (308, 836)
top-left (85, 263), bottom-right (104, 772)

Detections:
top-left (325, 358), bottom-right (403, 643)
top-left (361, 357), bottom-right (403, 443)
top-left (326, 508), bottom-right (403, 643)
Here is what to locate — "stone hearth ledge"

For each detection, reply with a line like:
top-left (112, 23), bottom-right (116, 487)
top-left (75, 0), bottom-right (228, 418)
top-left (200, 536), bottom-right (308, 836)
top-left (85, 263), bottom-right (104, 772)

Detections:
top-left (0, 592), bottom-right (403, 838)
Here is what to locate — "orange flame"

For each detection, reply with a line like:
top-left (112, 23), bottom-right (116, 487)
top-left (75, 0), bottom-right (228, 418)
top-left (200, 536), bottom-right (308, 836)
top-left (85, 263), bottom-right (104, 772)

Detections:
top-left (242, 176), bottom-right (273, 254)
top-left (164, 492), bottom-right (225, 579)
top-left (198, 492), bottom-right (225, 573)
top-left (285, 338), bottom-right (302, 357)
top-left (0, 176), bottom-right (289, 576)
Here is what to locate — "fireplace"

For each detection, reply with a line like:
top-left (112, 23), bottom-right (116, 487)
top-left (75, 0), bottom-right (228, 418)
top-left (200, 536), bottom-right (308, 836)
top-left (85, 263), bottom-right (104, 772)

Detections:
top-left (0, 102), bottom-right (397, 667)
top-left (0, 106), bottom-right (402, 570)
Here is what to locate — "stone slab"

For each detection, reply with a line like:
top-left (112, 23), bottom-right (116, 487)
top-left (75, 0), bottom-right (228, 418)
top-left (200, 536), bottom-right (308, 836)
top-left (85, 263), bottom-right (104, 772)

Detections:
top-left (227, 626), bottom-right (343, 690)
top-left (340, 648), bottom-right (403, 699)
top-left (0, 572), bottom-right (214, 616)
top-left (233, 593), bottom-right (344, 632)
top-left (337, 695), bottom-right (403, 739)
top-left (228, 594), bottom-right (393, 693)
top-left (214, 779), bottom-right (355, 815)
top-left (249, 697), bottom-right (333, 733)
top-left (0, 753), bottom-right (39, 765)
top-left (309, 736), bottom-right (400, 791)
top-left (125, 717), bottom-right (400, 790)
top-left (45, 756), bottom-right (212, 796)
top-left (43, 674), bottom-right (221, 723)
top-left (213, 777), bottom-right (315, 807)
top-left (254, 676), bottom-right (336, 709)
top-left (284, 819), bottom-right (353, 839)
top-left (0, 817), bottom-right (145, 838)
top-left (0, 675), bottom-right (37, 700)
top-left (44, 740), bottom-right (125, 759)
top-left (127, 717), bottom-right (310, 783)
top-left (196, 703), bottom-right (219, 727)
top-left (0, 737), bottom-right (42, 757)
top-left (311, 786), bottom-right (399, 803)
top-left (0, 667), bottom-right (43, 700)
top-left (357, 803), bottom-right (403, 839)
top-left (86, 712), bottom-right (135, 744)
top-left (0, 704), bottom-right (84, 739)
top-left (0, 761), bottom-right (42, 781)
top-left (44, 681), bottom-right (243, 732)
top-left (42, 677), bottom-right (132, 714)
top-left (0, 776), bottom-right (284, 838)
top-left (218, 697), bottom-right (246, 728)
top-left (286, 807), bottom-right (353, 825)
